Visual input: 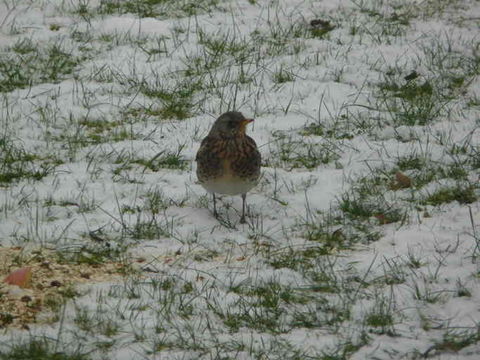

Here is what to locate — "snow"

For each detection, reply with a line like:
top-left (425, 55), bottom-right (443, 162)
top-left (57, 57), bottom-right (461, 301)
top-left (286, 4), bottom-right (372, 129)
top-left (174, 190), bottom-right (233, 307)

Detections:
top-left (0, 0), bottom-right (479, 359)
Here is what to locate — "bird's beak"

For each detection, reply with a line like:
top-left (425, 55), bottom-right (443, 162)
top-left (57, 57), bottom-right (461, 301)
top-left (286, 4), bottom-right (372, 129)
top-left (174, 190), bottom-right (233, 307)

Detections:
top-left (240, 118), bottom-right (254, 133)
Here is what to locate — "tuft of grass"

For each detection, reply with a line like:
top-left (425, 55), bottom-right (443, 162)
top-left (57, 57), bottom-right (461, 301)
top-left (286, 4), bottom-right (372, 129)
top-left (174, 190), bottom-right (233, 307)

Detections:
top-left (97, 0), bottom-right (221, 19)
top-left (137, 78), bottom-right (201, 120)
top-left (131, 218), bottom-right (172, 240)
top-left (74, 306), bottom-right (120, 337)
top-left (396, 154), bottom-right (427, 171)
top-left (421, 185), bottom-right (477, 206)
top-left (339, 186), bottom-right (406, 225)
top-left (112, 145), bottom-right (188, 182)
top-left (393, 153), bottom-right (470, 190)
top-left (231, 280), bottom-right (310, 307)
top-left (56, 242), bottom-right (123, 266)
top-left (375, 36), bottom-right (479, 128)
top-left (136, 146), bottom-right (188, 171)
top-left (267, 245), bottom-right (335, 271)
top-left (364, 298), bottom-right (396, 335)
top-left (309, 19), bottom-right (335, 38)
top-left (424, 327), bottom-right (480, 356)
top-left (272, 66), bottom-right (294, 84)
top-left (0, 338), bottom-right (90, 360)
top-left (77, 118), bottom-right (139, 143)
top-left (300, 122), bottom-right (324, 137)
top-left (125, 205), bottom-right (177, 240)
top-left (197, 30), bottom-right (252, 64)
top-left (0, 40), bottom-right (86, 92)
top-left (300, 115), bottom-right (357, 140)
top-left (266, 131), bottom-right (340, 170)
top-left (0, 137), bottom-right (61, 184)
top-left (377, 76), bottom-right (442, 126)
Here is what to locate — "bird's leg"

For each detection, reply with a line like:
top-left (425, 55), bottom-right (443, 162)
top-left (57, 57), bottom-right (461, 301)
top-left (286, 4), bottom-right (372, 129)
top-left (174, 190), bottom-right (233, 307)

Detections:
top-left (240, 193), bottom-right (247, 224)
top-left (212, 193), bottom-right (219, 218)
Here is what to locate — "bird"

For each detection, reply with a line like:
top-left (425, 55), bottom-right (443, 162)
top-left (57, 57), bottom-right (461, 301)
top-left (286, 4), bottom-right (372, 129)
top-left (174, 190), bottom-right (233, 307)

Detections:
top-left (196, 111), bottom-right (261, 223)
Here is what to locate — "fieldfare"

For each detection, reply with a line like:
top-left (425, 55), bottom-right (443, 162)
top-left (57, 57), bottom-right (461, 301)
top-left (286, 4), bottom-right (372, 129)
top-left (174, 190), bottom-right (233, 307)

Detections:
top-left (196, 111), bottom-right (261, 223)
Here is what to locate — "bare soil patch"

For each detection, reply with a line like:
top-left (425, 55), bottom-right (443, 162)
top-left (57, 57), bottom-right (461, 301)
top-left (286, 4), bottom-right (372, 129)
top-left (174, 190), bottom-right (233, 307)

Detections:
top-left (0, 247), bottom-right (125, 329)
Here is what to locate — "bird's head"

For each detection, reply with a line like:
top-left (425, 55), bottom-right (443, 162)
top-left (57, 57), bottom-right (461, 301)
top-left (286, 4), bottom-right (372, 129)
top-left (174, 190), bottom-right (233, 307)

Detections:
top-left (209, 111), bottom-right (254, 137)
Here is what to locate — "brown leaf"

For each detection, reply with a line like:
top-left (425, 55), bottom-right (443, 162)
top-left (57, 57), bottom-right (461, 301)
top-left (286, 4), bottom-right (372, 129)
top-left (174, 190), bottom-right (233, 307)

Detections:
top-left (4, 267), bottom-right (32, 288)
top-left (375, 213), bottom-right (388, 224)
top-left (395, 171), bottom-right (412, 188)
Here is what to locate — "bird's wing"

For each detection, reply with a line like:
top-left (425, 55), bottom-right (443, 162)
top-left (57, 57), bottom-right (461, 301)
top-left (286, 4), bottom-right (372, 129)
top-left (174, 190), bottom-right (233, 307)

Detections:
top-left (230, 136), bottom-right (261, 179)
top-left (195, 136), bottom-right (224, 181)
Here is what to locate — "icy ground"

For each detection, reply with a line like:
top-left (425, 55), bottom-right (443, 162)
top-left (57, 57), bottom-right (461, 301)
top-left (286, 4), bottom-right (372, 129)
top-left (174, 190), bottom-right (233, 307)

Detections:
top-left (0, 0), bottom-right (479, 359)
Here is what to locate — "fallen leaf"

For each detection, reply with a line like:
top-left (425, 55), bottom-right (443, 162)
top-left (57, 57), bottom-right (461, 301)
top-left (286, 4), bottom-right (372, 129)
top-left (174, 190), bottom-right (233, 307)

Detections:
top-left (396, 171), bottom-right (412, 188)
top-left (375, 213), bottom-right (388, 224)
top-left (4, 267), bottom-right (32, 288)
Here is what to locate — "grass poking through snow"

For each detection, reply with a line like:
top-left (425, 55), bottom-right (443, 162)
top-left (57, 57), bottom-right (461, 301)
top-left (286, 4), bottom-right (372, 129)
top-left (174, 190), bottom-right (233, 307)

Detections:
top-left (0, 0), bottom-right (479, 359)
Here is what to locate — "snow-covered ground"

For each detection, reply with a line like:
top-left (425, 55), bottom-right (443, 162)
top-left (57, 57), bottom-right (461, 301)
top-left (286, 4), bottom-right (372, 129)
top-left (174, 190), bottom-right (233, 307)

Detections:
top-left (0, 0), bottom-right (479, 359)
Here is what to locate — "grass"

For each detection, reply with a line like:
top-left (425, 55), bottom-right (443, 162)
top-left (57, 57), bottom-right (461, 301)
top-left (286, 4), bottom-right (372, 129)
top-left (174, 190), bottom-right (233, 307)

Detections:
top-left (421, 185), bottom-right (477, 206)
top-left (377, 76), bottom-right (443, 126)
top-left (0, 136), bottom-right (61, 184)
top-left (374, 35), bottom-right (479, 128)
top-left (112, 145), bottom-right (188, 182)
top-left (337, 171), bottom-right (406, 226)
top-left (136, 77), bottom-right (201, 120)
top-left (97, 0), bottom-right (221, 18)
top-left (77, 118), bottom-right (139, 143)
top-left (0, 39), bottom-right (86, 93)
top-left (423, 326), bottom-right (480, 357)
top-left (0, 0), bottom-right (479, 359)
top-left (272, 66), bottom-right (295, 84)
top-left (0, 338), bottom-right (90, 360)
top-left (364, 296), bottom-right (396, 335)
top-left (266, 131), bottom-right (341, 170)
top-left (132, 151), bottom-right (188, 171)
top-left (55, 242), bottom-right (123, 266)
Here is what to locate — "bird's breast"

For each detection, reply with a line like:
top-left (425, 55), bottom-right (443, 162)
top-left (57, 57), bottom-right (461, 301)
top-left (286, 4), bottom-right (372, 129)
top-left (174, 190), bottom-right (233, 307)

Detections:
top-left (200, 176), bottom-right (257, 195)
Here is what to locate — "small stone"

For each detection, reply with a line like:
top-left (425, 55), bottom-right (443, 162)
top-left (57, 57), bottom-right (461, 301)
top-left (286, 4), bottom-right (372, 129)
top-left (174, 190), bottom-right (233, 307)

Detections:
top-left (50, 280), bottom-right (62, 287)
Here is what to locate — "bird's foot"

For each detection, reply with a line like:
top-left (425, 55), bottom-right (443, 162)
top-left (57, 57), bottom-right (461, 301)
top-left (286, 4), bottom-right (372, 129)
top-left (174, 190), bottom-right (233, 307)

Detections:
top-left (240, 215), bottom-right (246, 224)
